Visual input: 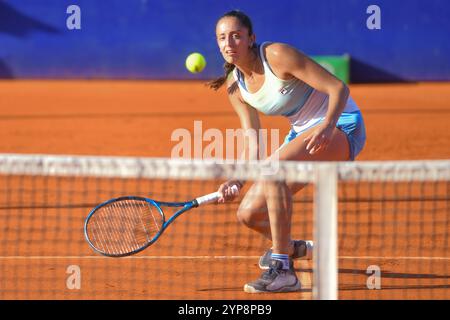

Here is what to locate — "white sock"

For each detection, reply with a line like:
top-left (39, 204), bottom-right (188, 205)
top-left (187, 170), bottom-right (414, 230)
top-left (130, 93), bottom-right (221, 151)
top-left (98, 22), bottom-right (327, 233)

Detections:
top-left (271, 253), bottom-right (290, 270)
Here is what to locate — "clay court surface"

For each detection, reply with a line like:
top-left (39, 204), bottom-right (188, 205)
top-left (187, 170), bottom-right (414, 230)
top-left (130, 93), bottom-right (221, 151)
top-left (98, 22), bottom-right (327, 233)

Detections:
top-left (0, 81), bottom-right (449, 299)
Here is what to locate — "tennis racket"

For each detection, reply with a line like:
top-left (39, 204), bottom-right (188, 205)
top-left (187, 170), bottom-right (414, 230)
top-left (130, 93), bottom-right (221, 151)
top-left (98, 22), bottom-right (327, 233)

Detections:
top-left (84, 185), bottom-right (238, 257)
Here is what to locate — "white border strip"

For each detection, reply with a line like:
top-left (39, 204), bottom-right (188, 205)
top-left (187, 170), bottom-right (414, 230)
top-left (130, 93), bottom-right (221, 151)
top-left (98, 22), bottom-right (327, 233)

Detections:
top-left (0, 154), bottom-right (449, 182)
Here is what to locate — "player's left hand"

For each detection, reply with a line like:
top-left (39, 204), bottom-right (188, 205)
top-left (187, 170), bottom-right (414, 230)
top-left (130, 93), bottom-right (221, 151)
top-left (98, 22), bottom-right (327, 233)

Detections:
top-left (303, 122), bottom-right (335, 155)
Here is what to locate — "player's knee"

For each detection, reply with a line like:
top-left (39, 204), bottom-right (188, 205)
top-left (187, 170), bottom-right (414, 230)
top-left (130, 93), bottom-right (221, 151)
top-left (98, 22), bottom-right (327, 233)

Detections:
top-left (236, 207), bottom-right (260, 227)
top-left (236, 207), bottom-right (251, 226)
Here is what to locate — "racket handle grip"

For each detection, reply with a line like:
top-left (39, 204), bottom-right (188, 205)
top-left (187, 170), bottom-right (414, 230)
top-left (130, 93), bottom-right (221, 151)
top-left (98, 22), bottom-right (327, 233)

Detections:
top-left (195, 185), bottom-right (239, 206)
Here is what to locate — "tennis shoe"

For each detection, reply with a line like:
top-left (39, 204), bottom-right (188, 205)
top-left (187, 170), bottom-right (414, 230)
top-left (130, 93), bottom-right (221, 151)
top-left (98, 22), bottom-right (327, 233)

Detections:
top-left (244, 259), bottom-right (301, 293)
top-left (258, 240), bottom-right (313, 270)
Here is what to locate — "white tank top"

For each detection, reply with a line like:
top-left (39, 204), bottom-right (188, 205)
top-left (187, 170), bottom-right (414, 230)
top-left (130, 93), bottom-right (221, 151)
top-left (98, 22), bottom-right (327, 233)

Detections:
top-left (233, 42), bottom-right (359, 133)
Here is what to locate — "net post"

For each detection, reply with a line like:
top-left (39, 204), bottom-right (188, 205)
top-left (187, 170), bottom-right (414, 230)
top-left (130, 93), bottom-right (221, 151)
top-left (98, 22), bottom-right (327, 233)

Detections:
top-left (313, 163), bottom-right (338, 300)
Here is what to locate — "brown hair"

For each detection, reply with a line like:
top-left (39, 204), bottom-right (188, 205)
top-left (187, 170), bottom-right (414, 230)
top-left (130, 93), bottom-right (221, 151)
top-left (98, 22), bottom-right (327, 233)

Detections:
top-left (208, 10), bottom-right (256, 91)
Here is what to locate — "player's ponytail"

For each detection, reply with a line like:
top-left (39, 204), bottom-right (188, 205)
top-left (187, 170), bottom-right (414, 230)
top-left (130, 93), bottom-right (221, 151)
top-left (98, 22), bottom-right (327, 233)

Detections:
top-left (208, 62), bottom-right (235, 91)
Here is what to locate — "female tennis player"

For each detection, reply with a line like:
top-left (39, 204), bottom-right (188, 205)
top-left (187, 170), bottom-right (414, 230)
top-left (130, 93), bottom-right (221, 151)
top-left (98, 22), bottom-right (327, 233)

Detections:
top-left (210, 10), bottom-right (366, 293)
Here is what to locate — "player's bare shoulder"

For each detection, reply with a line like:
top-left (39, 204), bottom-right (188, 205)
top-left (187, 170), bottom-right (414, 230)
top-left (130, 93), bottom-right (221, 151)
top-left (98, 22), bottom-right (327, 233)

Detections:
top-left (264, 42), bottom-right (303, 60)
top-left (263, 42), bottom-right (306, 79)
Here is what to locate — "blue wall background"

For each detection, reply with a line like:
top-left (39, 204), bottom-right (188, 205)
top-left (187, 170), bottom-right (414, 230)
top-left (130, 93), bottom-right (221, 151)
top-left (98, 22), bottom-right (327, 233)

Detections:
top-left (0, 0), bottom-right (449, 82)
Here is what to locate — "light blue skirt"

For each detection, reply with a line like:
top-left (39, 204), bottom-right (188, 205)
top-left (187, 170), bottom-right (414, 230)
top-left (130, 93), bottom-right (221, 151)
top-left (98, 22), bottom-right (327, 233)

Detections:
top-left (283, 110), bottom-right (366, 160)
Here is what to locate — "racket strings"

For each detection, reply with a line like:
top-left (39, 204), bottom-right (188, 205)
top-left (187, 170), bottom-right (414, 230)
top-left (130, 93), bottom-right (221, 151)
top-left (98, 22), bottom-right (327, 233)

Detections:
top-left (133, 204), bottom-right (162, 243)
top-left (87, 199), bottom-right (164, 255)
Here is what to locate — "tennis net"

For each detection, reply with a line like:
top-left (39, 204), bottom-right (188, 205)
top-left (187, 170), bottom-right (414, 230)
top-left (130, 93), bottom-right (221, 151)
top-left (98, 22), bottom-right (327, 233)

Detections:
top-left (0, 154), bottom-right (448, 300)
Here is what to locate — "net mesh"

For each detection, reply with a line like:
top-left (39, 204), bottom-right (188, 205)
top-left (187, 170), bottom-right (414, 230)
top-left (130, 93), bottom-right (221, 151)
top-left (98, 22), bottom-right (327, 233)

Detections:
top-left (0, 154), bottom-right (448, 300)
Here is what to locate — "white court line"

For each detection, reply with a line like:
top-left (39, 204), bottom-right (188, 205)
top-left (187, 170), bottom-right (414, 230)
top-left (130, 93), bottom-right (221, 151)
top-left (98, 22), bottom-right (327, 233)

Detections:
top-left (0, 255), bottom-right (260, 260)
top-left (339, 256), bottom-right (450, 261)
top-left (0, 255), bottom-right (448, 260)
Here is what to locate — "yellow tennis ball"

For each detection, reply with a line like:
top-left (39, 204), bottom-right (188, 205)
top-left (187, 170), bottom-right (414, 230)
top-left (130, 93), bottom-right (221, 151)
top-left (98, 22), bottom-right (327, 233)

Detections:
top-left (185, 53), bottom-right (206, 73)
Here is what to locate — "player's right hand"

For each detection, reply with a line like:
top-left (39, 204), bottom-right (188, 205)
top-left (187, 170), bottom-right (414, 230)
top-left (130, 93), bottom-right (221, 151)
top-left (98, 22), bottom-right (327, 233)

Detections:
top-left (217, 180), bottom-right (241, 203)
